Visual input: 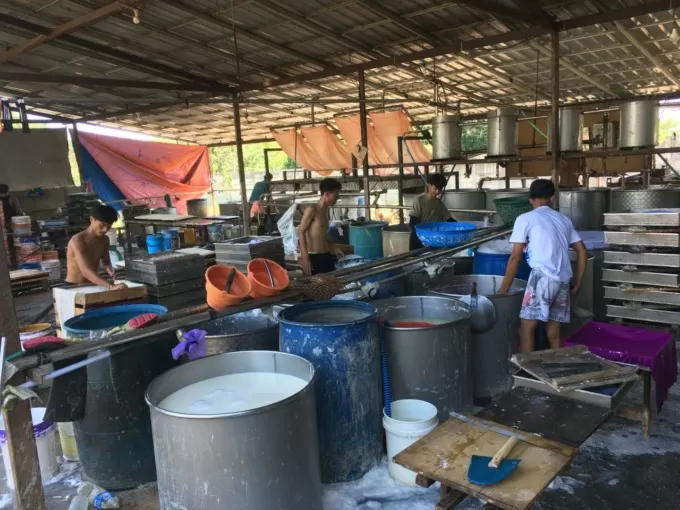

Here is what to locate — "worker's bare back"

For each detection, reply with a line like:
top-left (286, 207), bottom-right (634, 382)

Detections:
top-left (66, 231), bottom-right (109, 284)
top-left (301, 204), bottom-right (331, 253)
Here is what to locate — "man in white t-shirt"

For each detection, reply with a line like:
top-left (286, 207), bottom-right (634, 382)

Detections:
top-left (498, 179), bottom-right (588, 352)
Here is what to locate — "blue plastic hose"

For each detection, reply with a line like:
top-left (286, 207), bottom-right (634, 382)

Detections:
top-left (379, 319), bottom-right (391, 418)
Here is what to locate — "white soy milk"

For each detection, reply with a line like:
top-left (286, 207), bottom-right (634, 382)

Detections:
top-left (160, 372), bottom-right (307, 415)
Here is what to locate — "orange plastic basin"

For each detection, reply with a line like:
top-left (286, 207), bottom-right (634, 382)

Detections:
top-left (247, 258), bottom-right (289, 299)
top-left (205, 265), bottom-right (251, 310)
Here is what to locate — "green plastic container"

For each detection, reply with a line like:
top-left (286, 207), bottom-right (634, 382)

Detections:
top-left (493, 197), bottom-right (532, 226)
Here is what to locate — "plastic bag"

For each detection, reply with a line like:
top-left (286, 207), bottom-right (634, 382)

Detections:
top-left (277, 204), bottom-right (299, 255)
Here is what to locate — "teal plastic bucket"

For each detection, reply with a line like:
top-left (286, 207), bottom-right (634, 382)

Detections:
top-left (63, 304), bottom-right (168, 338)
top-left (146, 234), bottom-right (163, 254)
top-left (349, 221), bottom-right (388, 259)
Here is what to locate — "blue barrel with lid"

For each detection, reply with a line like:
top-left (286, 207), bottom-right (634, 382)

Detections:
top-left (278, 301), bottom-right (382, 483)
top-left (63, 304), bottom-right (177, 489)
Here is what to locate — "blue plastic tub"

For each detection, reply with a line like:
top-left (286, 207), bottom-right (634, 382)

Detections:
top-left (278, 301), bottom-right (382, 483)
top-left (63, 304), bottom-right (168, 338)
top-left (472, 251), bottom-right (531, 281)
top-left (146, 234), bottom-right (163, 255)
top-left (161, 229), bottom-right (180, 251)
top-left (349, 221), bottom-right (388, 258)
top-left (415, 222), bottom-right (477, 248)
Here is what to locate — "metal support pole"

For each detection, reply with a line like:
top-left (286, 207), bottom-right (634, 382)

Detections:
top-left (0, 236), bottom-right (45, 509)
top-left (70, 122), bottom-right (84, 187)
top-left (397, 136), bottom-right (405, 224)
top-left (207, 149), bottom-right (218, 215)
top-left (351, 155), bottom-right (358, 178)
top-left (232, 93), bottom-right (251, 233)
top-left (551, 29), bottom-right (560, 207)
top-left (358, 70), bottom-right (371, 220)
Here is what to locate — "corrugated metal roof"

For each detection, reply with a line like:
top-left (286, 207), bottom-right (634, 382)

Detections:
top-left (0, 0), bottom-right (677, 144)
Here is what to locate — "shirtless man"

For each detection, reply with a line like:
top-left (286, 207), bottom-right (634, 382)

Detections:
top-left (299, 178), bottom-right (343, 275)
top-left (66, 203), bottom-right (126, 290)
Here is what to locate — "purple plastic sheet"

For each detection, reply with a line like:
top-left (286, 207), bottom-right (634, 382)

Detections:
top-left (565, 321), bottom-right (677, 411)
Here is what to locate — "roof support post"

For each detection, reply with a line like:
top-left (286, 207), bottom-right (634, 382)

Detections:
top-left (0, 232), bottom-right (45, 509)
top-left (232, 93), bottom-right (251, 234)
top-left (358, 70), bottom-right (371, 221)
top-left (551, 29), bottom-right (560, 207)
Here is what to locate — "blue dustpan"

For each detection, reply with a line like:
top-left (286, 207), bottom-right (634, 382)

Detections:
top-left (468, 455), bottom-right (522, 485)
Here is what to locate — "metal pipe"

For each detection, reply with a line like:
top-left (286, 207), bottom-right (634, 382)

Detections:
top-left (551, 29), bottom-right (561, 207)
top-left (358, 70), bottom-right (371, 220)
top-left (397, 136), bottom-right (405, 224)
top-left (232, 93), bottom-right (251, 233)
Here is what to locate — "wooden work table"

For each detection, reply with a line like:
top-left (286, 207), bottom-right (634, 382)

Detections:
top-left (395, 386), bottom-right (614, 510)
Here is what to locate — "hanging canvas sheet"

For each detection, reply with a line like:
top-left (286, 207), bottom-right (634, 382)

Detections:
top-left (0, 129), bottom-right (73, 190)
top-left (78, 133), bottom-right (211, 214)
top-left (271, 125), bottom-right (351, 175)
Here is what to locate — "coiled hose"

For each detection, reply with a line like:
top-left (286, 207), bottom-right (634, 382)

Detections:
top-left (379, 319), bottom-right (391, 417)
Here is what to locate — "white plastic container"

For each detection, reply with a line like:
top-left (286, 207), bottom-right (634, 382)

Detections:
top-left (0, 407), bottom-right (58, 489)
top-left (383, 399), bottom-right (438, 486)
top-left (11, 215), bottom-right (31, 235)
top-left (57, 422), bottom-right (79, 461)
top-left (41, 260), bottom-right (61, 281)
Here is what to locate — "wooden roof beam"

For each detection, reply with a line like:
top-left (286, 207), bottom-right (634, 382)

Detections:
top-left (0, 1), bottom-right (137, 64)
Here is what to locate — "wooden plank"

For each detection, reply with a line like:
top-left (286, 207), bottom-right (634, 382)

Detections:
top-left (394, 417), bottom-right (575, 510)
top-left (436, 487), bottom-right (467, 510)
top-left (0, 1), bottom-right (132, 64)
top-left (72, 284), bottom-right (147, 306)
top-left (0, 227), bottom-right (45, 509)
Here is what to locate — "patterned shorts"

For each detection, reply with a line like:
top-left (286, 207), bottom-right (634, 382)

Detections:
top-left (519, 268), bottom-right (571, 323)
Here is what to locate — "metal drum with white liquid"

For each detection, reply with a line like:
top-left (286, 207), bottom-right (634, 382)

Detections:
top-left (145, 351), bottom-right (322, 510)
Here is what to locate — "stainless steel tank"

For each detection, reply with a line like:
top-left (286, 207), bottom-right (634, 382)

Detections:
top-left (146, 351), bottom-right (322, 510)
top-left (373, 296), bottom-right (473, 420)
top-left (187, 198), bottom-right (209, 217)
top-left (193, 309), bottom-right (279, 359)
top-left (382, 224), bottom-right (411, 257)
top-left (548, 106), bottom-right (583, 153)
top-left (428, 275), bottom-right (526, 402)
top-left (443, 190), bottom-right (486, 222)
top-left (620, 99), bottom-right (659, 149)
top-left (610, 186), bottom-right (680, 212)
top-left (570, 251), bottom-right (595, 315)
top-left (487, 107), bottom-right (518, 156)
top-left (558, 188), bottom-right (610, 230)
top-left (218, 202), bottom-right (239, 216)
top-left (432, 114), bottom-right (461, 160)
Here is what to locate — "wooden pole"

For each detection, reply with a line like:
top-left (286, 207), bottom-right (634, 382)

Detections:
top-left (0, 238), bottom-right (45, 509)
top-left (358, 70), bottom-right (371, 220)
top-left (551, 29), bottom-right (560, 207)
top-left (232, 93), bottom-right (251, 234)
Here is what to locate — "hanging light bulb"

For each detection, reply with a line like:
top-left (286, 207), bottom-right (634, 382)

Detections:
top-left (132, 8), bottom-right (141, 25)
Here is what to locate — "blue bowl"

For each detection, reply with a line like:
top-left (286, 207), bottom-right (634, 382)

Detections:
top-left (64, 304), bottom-right (168, 338)
top-left (415, 222), bottom-right (477, 248)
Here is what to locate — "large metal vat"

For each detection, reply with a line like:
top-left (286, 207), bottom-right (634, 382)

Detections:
top-left (187, 198), bottom-right (209, 217)
top-left (620, 99), bottom-right (659, 149)
top-left (487, 107), bottom-right (518, 156)
top-left (428, 276), bottom-right (526, 402)
top-left (278, 301), bottom-right (382, 483)
top-left (548, 107), bottom-right (583, 153)
top-left (382, 224), bottom-right (411, 257)
top-left (432, 114), bottom-right (461, 160)
top-left (146, 351), bottom-right (322, 510)
top-left (571, 250), bottom-right (595, 315)
top-left (218, 202), bottom-right (239, 216)
top-left (193, 309), bottom-right (279, 359)
top-left (443, 190), bottom-right (486, 222)
top-left (610, 186), bottom-right (680, 212)
top-left (558, 188), bottom-right (609, 230)
top-left (373, 296), bottom-right (473, 420)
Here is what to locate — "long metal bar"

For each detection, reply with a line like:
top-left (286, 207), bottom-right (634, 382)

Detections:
top-left (232, 93), bottom-right (251, 234)
top-left (397, 136), bottom-right (405, 224)
top-left (20, 97), bottom-right (427, 106)
top-left (358, 70), bottom-right (371, 220)
top-left (551, 29), bottom-right (560, 207)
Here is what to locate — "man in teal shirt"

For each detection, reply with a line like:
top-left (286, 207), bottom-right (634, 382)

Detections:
top-left (249, 173), bottom-right (273, 217)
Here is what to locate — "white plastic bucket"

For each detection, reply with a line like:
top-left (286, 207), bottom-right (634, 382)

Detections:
top-left (383, 399), bottom-right (438, 486)
top-left (40, 260), bottom-right (61, 281)
top-left (0, 407), bottom-right (58, 489)
top-left (57, 422), bottom-right (79, 461)
top-left (11, 216), bottom-right (31, 235)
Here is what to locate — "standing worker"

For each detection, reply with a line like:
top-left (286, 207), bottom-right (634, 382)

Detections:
top-left (249, 173), bottom-right (273, 218)
top-left (409, 174), bottom-right (455, 250)
top-left (498, 179), bottom-right (587, 352)
top-left (66, 203), bottom-right (126, 290)
top-left (299, 178), bottom-right (344, 275)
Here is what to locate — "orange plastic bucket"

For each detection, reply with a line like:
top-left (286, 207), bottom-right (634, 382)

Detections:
top-left (247, 258), bottom-right (289, 299)
top-left (205, 265), bottom-right (251, 310)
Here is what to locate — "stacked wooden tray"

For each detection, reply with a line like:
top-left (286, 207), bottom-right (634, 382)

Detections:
top-left (603, 210), bottom-right (680, 326)
top-left (214, 236), bottom-right (285, 273)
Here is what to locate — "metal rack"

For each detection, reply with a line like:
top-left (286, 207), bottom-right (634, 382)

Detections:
top-left (603, 210), bottom-right (680, 326)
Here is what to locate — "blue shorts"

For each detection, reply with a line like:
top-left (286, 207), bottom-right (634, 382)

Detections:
top-left (519, 268), bottom-right (571, 323)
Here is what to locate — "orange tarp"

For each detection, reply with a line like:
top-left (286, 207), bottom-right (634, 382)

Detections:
top-left (271, 125), bottom-right (351, 176)
top-left (369, 110), bottom-right (432, 164)
top-left (79, 133), bottom-right (211, 214)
